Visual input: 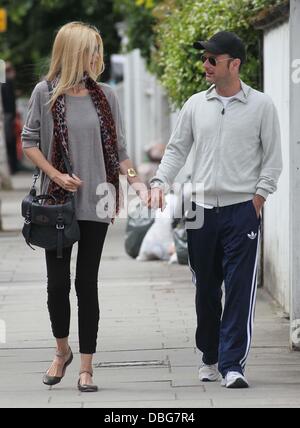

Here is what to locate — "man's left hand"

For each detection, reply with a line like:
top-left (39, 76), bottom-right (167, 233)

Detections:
top-left (252, 194), bottom-right (265, 218)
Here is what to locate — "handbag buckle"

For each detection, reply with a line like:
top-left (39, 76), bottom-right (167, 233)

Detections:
top-left (56, 224), bottom-right (65, 230)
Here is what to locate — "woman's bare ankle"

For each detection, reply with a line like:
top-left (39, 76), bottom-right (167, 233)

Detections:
top-left (56, 346), bottom-right (70, 357)
top-left (56, 338), bottom-right (70, 356)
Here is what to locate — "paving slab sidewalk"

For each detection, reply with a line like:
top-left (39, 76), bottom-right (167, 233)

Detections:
top-left (0, 174), bottom-right (299, 408)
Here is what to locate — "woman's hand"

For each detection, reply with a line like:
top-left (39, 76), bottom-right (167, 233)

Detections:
top-left (52, 172), bottom-right (83, 192)
top-left (148, 187), bottom-right (166, 211)
top-left (137, 189), bottom-right (151, 207)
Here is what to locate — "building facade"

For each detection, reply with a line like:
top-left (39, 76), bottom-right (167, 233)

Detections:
top-left (254, 0), bottom-right (300, 349)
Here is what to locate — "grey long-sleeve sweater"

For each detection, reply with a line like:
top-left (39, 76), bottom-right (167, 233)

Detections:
top-left (21, 80), bottom-right (129, 223)
top-left (150, 80), bottom-right (283, 206)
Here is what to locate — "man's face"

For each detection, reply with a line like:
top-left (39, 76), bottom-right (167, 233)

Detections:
top-left (202, 51), bottom-right (234, 84)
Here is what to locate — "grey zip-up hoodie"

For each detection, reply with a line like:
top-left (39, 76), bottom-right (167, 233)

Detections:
top-left (150, 81), bottom-right (282, 206)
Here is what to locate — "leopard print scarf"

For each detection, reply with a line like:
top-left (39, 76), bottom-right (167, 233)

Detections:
top-left (47, 73), bottom-right (121, 218)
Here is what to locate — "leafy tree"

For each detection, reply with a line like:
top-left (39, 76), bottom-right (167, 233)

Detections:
top-left (153, 0), bottom-right (284, 108)
top-left (116, 0), bottom-right (286, 108)
top-left (0, 0), bottom-right (122, 94)
top-left (114, 0), bottom-right (159, 63)
top-left (114, 0), bottom-right (183, 65)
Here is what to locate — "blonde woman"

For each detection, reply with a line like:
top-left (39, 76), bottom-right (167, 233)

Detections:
top-left (22, 22), bottom-right (148, 392)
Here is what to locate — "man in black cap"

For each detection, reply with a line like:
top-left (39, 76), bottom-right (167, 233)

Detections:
top-left (193, 31), bottom-right (246, 97)
top-left (149, 31), bottom-right (282, 388)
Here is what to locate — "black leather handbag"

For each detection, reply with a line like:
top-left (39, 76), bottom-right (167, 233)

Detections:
top-left (21, 147), bottom-right (80, 258)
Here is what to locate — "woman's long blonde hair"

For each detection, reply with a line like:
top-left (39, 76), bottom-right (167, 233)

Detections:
top-left (46, 22), bottom-right (105, 107)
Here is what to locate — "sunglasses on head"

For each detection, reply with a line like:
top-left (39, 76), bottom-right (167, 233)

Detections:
top-left (201, 54), bottom-right (234, 67)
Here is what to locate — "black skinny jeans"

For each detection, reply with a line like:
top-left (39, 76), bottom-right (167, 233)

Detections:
top-left (45, 221), bottom-right (108, 354)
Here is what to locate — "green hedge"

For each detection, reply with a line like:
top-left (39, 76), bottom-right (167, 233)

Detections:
top-left (117, 0), bottom-right (284, 109)
top-left (152, 0), bottom-right (282, 108)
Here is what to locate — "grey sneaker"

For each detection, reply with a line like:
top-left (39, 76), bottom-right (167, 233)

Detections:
top-left (222, 371), bottom-right (249, 389)
top-left (199, 363), bottom-right (221, 382)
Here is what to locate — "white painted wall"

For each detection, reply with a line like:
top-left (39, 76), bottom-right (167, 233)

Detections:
top-left (123, 49), bottom-right (171, 167)
top-left (263, 21), bottom-right (290, 312)
top-left (121, 49), bottom-right (194, 183)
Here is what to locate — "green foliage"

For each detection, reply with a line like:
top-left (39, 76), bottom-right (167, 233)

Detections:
top-left (114, 0), bottom-right (159, 62)
top-left (118, 0), bottom-right (285, 108)
top-left (0, 0), bottom-right (122, 95)
top-left (114, 0), bottom-right (183, 65)
top-left (153, 0), bottom-right (282, 108)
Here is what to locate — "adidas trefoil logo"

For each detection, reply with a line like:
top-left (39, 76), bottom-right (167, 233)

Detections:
top-left (247, 231), bottom-right (257, 240)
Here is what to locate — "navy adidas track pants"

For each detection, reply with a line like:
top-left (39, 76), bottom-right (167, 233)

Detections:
top-left (187, 200), bottom-right (261, 378)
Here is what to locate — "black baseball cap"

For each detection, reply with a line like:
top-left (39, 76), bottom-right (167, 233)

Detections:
top-left (193, 31), bottom-right (246, 64)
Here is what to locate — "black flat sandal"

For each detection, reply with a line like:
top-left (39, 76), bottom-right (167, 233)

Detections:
top-left (43, 347), bottom-right (73, 386)
top-left (78, 371), bottom-right (98, 393)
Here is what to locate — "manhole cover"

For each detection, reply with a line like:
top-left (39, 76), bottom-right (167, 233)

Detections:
top-left (94, 360), bottom-right (167, 368)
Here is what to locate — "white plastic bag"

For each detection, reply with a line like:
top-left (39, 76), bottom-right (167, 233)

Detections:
top-left (137, 194), bottom-right (177, 262)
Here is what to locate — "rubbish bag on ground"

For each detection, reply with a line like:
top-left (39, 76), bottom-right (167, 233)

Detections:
top-left (173, 218), bottom-right (189, 265)
top-left (137, 194), bottom-right (177, 262)
top-left (125, 201), bottom-right (154, 259)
